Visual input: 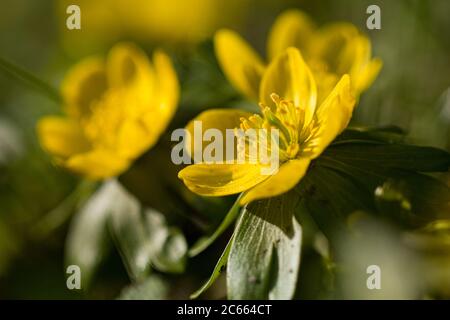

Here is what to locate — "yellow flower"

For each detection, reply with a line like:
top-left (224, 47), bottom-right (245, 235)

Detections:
top-left (178, 47), bottom-right (355, 205)
top-left (57, 0), bottom-right (251, 56)
top-left (215, 9), bottom-right (382, 103)
top-left (37, 43), bottom-right (179, 180)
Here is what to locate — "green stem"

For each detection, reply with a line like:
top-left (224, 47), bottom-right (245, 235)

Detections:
top-left (188, 194), bottom-right (242, 257)
top-left (32, 180), bottom-right (96, 238)
top-left (190, 233), bottom-right (234, 299)
top-left (0, 56), bottom-right (61, 104)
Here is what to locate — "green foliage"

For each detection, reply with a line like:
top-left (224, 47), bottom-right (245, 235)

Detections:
top-left (190, 235), bottom-right (233, 299)
top-left (227, 195), bottom-right (302, 299)
top-left (66, 180), bottom-right (188, 288)
top-left (188, 195), bottom-right (241, 257)
top-left (1, 0), bottom-right (450, 300)
top-left (197, 126), bottom-right (450, 299)
top-left (118, 275), bottom-right (169, 300)
top-left (297, 128), bottom-right (450, 239)
top-left (65, 182), bottom-right (113, 289)
top-left (108, 181), bottom-right (187, 280)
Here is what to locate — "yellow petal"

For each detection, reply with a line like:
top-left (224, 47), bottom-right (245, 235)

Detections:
top-left (240, 158), bottom-right (311, 205)
top-left (214, 29), bottom-right (265, 101)
top-left (106, 47), bottom-right (178, 157)
top-left (267, 9), bottom-right (316, 61)
top-left (106, 42), bottom-right (154, 91)
top-left (260, 47), bottom-right (317, 126)
top-left (116, 120), bottom-right (152, 160)
top-left (314, 70), bottom-right (340, 105)
top-left (64, 149), bottom-right (130, 180)
top-left (139, 50), bottom-right (180, 148)
top-left (178, 163), bottom-right (269, 197)
top-left (61, 57), bottom-right (107, 119)
top-left (354, 57), bottom-right (382, 94)
top-left (184, 108), bottom-right (253, 161)
top-left (311, 27), bottom-right (381, 97)
top-left (37, 116), bottom-right (90, 158)
top-left (151, 50), bottom-right (180, 128)
top-left (348, 35), bottom-right (371, 75)
top-left (306, 75), bottom-right (356, 159)
top-left (310, 22), bottom-right (359, 75)
top-left (345, 35), bottom-right (381, 94)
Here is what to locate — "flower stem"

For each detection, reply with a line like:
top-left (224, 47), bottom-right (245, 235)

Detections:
top-left (188, 193), bottom-right (243, 257)
top-left (0, 56), bottom-right (62, 104)
top-left (31, 180), bottom-right (97, 238)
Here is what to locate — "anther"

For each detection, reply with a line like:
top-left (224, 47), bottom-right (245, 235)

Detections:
top-left (270, 93), bottom-right (280, 104)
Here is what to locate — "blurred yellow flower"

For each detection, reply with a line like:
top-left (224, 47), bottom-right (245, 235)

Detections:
top-left (38, 43), bottom-right (179, 180)
top-left (215, 9), bottom-right (382, 103)
top-left (57, 0), bottom-right (251, 56)
top-left (179, 48), bottom-right (355, 205)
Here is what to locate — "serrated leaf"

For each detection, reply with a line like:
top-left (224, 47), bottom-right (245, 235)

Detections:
top-left (118, 275), bottom-right (169, 300)
top-left (227, 194), bottom-right (302, 300)
top-left (65, 181), bottom-right (114, 288)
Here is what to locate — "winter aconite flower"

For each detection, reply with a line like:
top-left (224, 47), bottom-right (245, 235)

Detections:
top-left (38, 43), bottom-right (179, 179)
top-left (215, 9), bottom-right (381, 103)
top-left (178, 47), bottom-right (355, 204)
top-left (58, 0), bottom-right (251, 56)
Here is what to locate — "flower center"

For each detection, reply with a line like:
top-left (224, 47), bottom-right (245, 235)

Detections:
top-left (238, 93), bottom-right (318, 163)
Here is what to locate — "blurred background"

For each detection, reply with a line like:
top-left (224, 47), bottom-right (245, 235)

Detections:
top-left (0, 0), bottom-right (449, 299)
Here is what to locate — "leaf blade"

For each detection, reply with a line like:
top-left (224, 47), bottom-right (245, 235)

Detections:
top-left (227, 194), bottom-right (302, 300)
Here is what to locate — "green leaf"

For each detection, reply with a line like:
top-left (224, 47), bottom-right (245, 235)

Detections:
top-left (65, 181), bottom-right (115, 288)
top-left (297, 139), bottom-right (450, 235)
top-left (118, 275), bottom-right (169, 300)
top-left (336, 126), bottom-right (406, 144)
top-left (107, 182), bottom-right (147, 280)
top-left (190, 234), bottom-right (234, 299)
top-left (296, 164), bottom-right (371, 239)
top-left (227, 194), bottom-right (302, 300)
top-left (143, 208), bottom-right (187, 273)
top-left (323, 142), bottom-right (450, 172)
top-left (318, 157), bottom-right (450, 225)
top-left (108, 181), bottom-right (188, 280)
top-left (189, 194), bottom-right (241, 257)
top-left (390, 171), bottom-right (450, 222)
